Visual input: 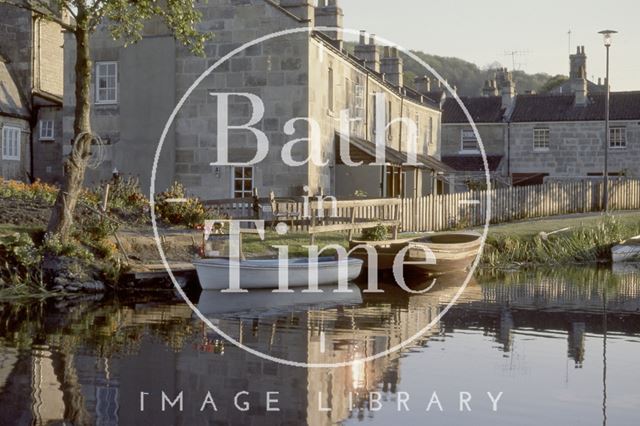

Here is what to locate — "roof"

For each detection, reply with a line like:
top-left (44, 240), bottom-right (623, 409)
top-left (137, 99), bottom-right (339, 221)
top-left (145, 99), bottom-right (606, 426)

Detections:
top-left (511, 92), bottom-right (640, 122)
top-left (442, 96), bottom-right (505, 123)
top-left (441, 155), bottom-right (503, 172)
top-left (0, 58), bottom-right (29, 119)
top-left (336, 132), bottom-right (454, 173)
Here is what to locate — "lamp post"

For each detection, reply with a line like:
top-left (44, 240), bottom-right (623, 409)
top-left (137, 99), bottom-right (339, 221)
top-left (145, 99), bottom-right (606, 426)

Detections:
top-left (598, 29), bottom-right (617, 212)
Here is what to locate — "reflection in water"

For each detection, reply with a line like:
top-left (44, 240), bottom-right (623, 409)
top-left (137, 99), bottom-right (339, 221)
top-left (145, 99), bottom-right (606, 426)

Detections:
top-left (0, 267), bottom-right (638, 425)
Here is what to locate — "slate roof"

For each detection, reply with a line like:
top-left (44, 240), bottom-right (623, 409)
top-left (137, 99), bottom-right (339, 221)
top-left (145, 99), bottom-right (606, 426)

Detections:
top-left (0, 56), bottom-right (29, 119)
top-left (441, 155), bottom-right (503, 172)
top-left (336, 132), bottom-right (454, 173)
top-left (510, 92), bottom-right (640, 122)
top-left (442, 96), bottom-right (505, 123)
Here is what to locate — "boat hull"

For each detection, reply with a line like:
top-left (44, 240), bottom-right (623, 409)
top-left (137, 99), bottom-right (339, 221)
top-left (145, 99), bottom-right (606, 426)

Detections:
top-left (348, 238), bottom-right (417, 270)
top-left (193, 257), bottom-right (363, 290)
top-left (405, 231), bottom-right (483, 275)
top-left (612, 236), bottom-right (640, 263)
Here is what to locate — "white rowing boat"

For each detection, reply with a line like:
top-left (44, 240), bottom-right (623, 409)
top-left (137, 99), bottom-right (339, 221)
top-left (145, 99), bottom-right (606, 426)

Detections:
top-left (193, 257), bottom-right (363, 290)
top-left (611, 236), bottom-right (640, 263)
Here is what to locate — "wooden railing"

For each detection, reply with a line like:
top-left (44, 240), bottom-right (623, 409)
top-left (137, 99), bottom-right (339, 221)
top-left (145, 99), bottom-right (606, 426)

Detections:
top-left (203, 179), bottom-right (640, 234)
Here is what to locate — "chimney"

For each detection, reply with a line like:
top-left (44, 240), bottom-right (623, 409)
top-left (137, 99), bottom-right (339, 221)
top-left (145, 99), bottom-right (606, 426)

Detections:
top-left (569, 46), bottom-right (588, 105)
top-left (495, 68), bottom-right (515, 109)
top-left (280, 0), bottom-right (315, 25)
top-left (414, 76), bottom-right (431, 94)
top-left (570, 45), bottom-right (587, 81)
top-left (315, 0), bottom-right (343, 44)
top-left (380, 46), bottom-right (403, 87)
top-left (572, 78), bottom-right (587, 106)
top-left (482, 79), bottom-right (499, 97)
top-left (354, 30), bottom-right (380, 73)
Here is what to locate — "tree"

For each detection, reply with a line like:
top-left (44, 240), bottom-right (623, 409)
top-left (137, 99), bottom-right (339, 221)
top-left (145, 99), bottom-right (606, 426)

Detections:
top-left (0, 0), bottom-right (209, 242)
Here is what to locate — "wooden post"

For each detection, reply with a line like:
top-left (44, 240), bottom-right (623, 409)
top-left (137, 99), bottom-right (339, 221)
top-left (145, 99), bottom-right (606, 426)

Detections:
top-left (101, 184), bottom-right (110, 212)
top-left (347, 206), bottom-right (357, 241)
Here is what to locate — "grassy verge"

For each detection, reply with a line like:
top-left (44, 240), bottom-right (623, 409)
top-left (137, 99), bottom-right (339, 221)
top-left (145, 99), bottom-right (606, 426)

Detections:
top-left (481, 213), bottom-right (640, 268)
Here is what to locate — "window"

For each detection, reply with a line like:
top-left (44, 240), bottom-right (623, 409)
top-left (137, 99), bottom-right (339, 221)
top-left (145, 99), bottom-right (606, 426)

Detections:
top-left (460, 129), bottom-right (478, 152)
top-left (327, 67), bottom-right (334, 112)
top-left (2, 126), bottom-right (21, 160)
top-left (96, 62), bottom-right (118, 104)
top-left (39, 120), bottom-right (54, 140)
top-left (426, 116), bottom-right (433, 146)
top-left (232, 166), bottom-right (253, 198)
top-left (533, 128), bottom-right (550, 150)
top-left (610, 127), bottom-right (627, 149)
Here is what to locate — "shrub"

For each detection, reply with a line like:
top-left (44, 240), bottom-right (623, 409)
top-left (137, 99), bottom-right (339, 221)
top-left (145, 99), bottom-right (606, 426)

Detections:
top-left (0, 178), bottom-right (58, 204)
top-left (42, 233), bottom-right (94, 262)
top-left (0, 232), bottom-right (42, 285)
top-left (361, 223), bottom-right (390, 241)
top-left (155, 182), bottom-right (206, 228)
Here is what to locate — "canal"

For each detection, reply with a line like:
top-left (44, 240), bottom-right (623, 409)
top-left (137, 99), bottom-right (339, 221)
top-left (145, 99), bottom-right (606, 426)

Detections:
top-left (0, 266), bottom-right (638, 425)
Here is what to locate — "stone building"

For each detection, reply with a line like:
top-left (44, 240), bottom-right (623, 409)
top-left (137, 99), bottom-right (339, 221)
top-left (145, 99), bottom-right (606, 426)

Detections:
top-left (0, 4), bottom-right (64, 183)
top-left (439, 68), bottom-right (514, 190)
top-left (65, 0), bottom-right (451, 199)
top-left (440, 46), bottom-right (640, 188)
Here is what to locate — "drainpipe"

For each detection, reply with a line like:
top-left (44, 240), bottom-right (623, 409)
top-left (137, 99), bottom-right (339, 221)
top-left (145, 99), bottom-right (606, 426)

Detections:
top-left (506, 121), bottom-right (511, 180)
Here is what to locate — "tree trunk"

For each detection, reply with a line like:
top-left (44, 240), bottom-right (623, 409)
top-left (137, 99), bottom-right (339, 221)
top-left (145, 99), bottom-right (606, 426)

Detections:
top-left (47, 20), bottom-right (93, 242)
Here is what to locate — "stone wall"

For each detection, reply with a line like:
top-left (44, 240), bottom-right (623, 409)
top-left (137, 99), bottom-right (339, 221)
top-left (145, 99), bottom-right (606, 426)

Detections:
top-left (32, 106), bottom-right (64, 183)
top-left (64, 26), bottom-right (177, 191)
top-left (173, 0), bottom-right (311, 198)
top-left (35, 18), bottom-right (64, 97)
top-left (0, 5), bottom-right (32, 100)
top-left (509, 120), bottom-right (640, 177)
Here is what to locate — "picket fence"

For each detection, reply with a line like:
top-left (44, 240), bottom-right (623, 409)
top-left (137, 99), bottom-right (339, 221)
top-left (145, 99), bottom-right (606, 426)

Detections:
top-left (204, 179), bottom-right (640, 233)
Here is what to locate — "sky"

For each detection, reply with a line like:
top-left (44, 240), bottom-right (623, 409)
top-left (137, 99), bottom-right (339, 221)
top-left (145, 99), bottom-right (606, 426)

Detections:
top-left (340, 0), bottom-right (639, 91)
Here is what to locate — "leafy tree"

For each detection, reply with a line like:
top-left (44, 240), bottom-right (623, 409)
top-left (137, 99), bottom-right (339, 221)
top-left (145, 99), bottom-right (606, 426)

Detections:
top-left (539, 74), bottom-right (569, 93)
top-left (0, 0), bottom-right (209, 242)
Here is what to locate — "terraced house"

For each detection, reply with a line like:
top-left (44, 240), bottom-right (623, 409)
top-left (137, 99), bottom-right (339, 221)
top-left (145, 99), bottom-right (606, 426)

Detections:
top-left (440, 46), bottom-right (640, 188)
top-left (0, 4), bottom-right (64, 183)
top-left (64, 0), bottom-right (452, 199)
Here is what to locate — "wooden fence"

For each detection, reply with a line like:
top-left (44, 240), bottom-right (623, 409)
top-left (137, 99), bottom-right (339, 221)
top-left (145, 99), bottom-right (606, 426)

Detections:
top-left (204, 179), bottom-right (640, 234)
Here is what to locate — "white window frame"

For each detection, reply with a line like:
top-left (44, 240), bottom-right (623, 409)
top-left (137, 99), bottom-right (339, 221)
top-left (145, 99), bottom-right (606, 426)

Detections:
top-left (460, 129), bottom-right (479, 153)
top-left (95, 61), bottom-right (118, 104)
top-left (231, 166), bottom-right (254, 198)
top-left (2, 126), bottom-right (21, 161)
top-left (533, 128), bottom-right (550, 151)
top-left (39, 119), bottom-right (54, 141)
top-left (610, 127), bottom-right (627, 149)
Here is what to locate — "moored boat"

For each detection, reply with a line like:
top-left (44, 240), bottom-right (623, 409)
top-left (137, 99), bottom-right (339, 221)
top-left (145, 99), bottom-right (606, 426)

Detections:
top-left (611, 236), bottom-right (640, 263)
top-left (348, 237), bottom-right (417, 270)
top-left (193, 257), bottom-right (363, 290)
top-left (404, 231), bottom-right (483, 275)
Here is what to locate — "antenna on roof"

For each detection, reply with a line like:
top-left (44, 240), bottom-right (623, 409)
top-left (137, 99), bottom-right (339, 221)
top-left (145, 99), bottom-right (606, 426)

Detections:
top-left (503, 50), bottom-right (530, 71)
top-left (567, 29), bottom-right (572, 56)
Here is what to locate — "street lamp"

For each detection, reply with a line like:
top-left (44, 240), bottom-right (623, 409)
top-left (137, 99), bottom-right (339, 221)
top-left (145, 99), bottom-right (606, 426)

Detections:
top-left (598, 29), bottom-right (617, 212)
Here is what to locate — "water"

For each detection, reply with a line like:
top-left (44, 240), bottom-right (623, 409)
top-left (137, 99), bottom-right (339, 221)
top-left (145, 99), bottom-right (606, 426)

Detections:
top-left (0, 266), bottom-right (639, 425)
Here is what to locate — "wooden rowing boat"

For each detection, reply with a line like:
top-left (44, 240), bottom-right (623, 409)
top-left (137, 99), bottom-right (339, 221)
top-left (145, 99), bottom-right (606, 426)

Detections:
top-left (611, 236), bottom-right (640, 263)
top-left (405, 231), bottom-right (483, 275)
top-left (349, 231), bottom-right (483, 275)
top-left (348, 237), bottom-right (418, 270)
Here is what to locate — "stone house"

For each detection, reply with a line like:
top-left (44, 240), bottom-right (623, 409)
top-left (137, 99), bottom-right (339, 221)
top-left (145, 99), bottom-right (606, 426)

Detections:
top-left (440, 46), bottom-right (640, 188)
top-left (0, 4), bottom-right (64, 183)
top-left (439, 69), bottom-right (515, 190)
top-left (64, 0), bottom-right (451, 199)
